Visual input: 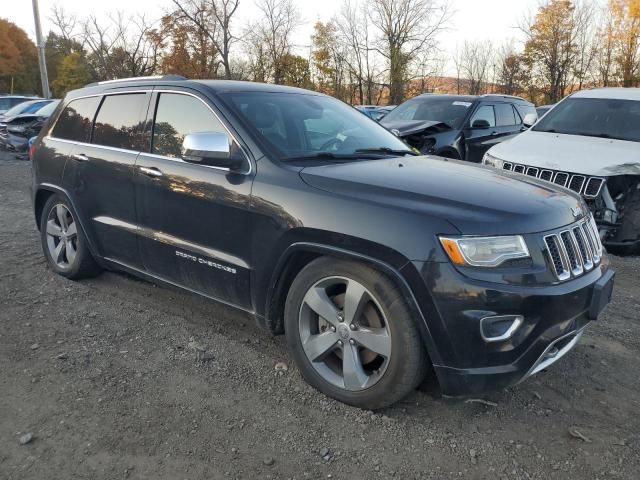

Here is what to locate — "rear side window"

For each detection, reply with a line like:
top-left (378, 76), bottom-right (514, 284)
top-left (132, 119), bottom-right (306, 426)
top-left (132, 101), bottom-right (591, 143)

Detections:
top-left (471, 105), bottom-right (496, 127)
top-left (495, 104), bottom-right (517, 126)
top-left (51, 97), bottom-right (101, 142)
top-left (152, 93), bottom-right (227, 158)
top-left (93, 93), bottom-right (148, 151)
top-left (516, 104), bottom-right (536, 123)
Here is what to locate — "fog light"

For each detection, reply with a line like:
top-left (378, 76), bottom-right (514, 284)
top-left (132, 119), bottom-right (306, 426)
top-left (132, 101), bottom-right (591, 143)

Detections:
top-left (480, 315), bottom-right (523, 343)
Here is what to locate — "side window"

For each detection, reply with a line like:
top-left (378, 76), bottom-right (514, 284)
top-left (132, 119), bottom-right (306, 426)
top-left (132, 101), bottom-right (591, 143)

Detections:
top-left (51, 96), bottom-right (101, 142)
top-left (470, 105), bottom-right (496, 127)
top-left (92, 94), bottom-right (148, 151)
top-left (516, 104), bottom-right (537, 123)
top-left (512, 105), bottom-right (523, 124)
top-left (152, 93), bottom-right (227, 158)
top-left (495, 103), bottom-right (517, 126)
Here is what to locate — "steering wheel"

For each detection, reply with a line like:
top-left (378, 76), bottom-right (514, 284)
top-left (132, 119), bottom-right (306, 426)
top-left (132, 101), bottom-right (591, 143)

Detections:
top-left (318, 136), bottom-right (345, 152)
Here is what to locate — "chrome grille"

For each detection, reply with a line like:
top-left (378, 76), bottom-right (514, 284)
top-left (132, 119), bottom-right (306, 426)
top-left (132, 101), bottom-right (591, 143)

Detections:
top-left (544, 216), bottom-right (603, 281)
top-left (503, 163), bottom-right (605, 198)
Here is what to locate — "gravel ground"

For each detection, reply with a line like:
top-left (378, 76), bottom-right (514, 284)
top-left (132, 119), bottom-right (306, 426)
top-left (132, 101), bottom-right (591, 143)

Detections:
top-left (1, 152), bottom-right (639, 480)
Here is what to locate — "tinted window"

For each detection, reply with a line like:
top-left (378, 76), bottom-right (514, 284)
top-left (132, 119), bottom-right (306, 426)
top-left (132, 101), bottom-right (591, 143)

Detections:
top-left (51, 96), bottom-right (101, 142)
top-left (495, 103), bottom-right (517, 126)
top-left (382, 97), bottom-right (473, 129)
top-left (470, 105), bottom-right (496, 127)
top-left (152, 93), bottom-right (227, 158)
top-left (533, 97), bottom-right (640, 143)
top-left (93, 94), bottom-right (147, 150)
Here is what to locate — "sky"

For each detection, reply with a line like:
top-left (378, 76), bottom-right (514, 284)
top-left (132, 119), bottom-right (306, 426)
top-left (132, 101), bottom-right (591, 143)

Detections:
top-left (6, 0), bottom-right (543, 74)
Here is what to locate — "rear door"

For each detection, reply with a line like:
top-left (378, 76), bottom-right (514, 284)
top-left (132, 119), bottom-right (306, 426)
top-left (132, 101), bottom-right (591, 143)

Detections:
top-left (64, 90), bottom-right (150, 268)
top-left (134, 90), bottom-right (254, 310)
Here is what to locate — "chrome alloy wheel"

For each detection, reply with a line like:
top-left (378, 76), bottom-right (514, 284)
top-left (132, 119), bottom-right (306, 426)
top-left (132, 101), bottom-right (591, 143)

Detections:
top-left (45, 204), bottom-right (78, 269)
top-left (298, 276), bottom-right (392, 391)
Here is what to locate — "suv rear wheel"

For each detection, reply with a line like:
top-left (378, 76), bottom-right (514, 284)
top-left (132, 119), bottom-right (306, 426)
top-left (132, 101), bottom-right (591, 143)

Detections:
top-left (285, 257), bottom-right (427, 409)
top-left (40, 194), bottom-right (101, 279)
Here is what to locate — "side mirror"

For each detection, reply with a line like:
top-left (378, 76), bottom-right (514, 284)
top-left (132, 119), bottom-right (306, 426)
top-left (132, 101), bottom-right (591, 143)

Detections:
top-left (523, 113), bottom-right (537, 128)
top-left (472, 119), bottom-right (491, 129)
top-left (181, 132), bottom-right (245, 170)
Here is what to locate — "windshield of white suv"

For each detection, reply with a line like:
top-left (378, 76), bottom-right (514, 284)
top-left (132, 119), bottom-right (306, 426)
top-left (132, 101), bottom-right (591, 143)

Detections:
top-left (533, 97), bottom-right (640, 142)
top-left (221, 92), bottom-right (414, 161)
top-left (382, 96), bottom-right (474, 129)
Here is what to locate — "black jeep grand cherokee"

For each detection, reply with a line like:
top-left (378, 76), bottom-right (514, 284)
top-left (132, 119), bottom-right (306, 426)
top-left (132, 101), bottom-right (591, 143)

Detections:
top-left (31, 77), bottom-right (615, 409)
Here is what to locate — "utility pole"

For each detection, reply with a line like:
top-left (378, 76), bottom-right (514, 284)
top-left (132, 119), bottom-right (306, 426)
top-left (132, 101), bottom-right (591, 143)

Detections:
top-left (32, 0), bottom-right (50, 98)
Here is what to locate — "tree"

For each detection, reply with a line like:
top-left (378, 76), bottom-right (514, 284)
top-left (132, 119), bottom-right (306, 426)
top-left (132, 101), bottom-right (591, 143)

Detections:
top-left (335, 0), bottom-right (380, 104)
top-left (522, 0), bottom-right (593, 103)
top-left (496, 42), bottom-right (528, 96)
top-left (456, 40), bottom-right (494, 95)
top-left (51, 52), bottom-right (92, 95)
top-left (245, 0), bottom-right (301, 84)
top-left (0, 19), bottom-right (39, 94)
top-left (311, 21), bottom-right (350, 99)
top-left (170, 0), bottom-right (240, 79)
top-left (610, 0), bottom-right (640, 86)
top-left (369, 0), bottom-right (451, 104)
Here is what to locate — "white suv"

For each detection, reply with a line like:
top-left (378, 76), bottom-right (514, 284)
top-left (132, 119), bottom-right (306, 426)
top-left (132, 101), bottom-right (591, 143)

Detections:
top-left (483, 88), bottom-right (640, 254)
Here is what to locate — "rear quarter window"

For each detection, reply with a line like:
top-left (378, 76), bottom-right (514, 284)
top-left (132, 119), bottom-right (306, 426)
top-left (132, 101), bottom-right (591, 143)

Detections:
top-left (51, 97), bottom-right (101, 142)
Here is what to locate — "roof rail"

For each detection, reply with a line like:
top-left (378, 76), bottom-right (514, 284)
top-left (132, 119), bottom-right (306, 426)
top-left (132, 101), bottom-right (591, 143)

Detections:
top-left (86, 74), bottom-right (187, 87)
top-left (481, 93), bottom-right (527, 101)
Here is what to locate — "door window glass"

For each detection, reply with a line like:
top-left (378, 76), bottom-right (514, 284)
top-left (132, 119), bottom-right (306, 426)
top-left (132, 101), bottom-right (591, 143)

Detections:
top-left (495, 103), bottom-right (517, 126)
top-left (51, 96), bottom-right (101, 142)
top-left (152, 93), bottom-right (227, 158)
top-left (92, 94), bottom-right (147, 151)
top-left (470, 105), bottom-right (496, 127)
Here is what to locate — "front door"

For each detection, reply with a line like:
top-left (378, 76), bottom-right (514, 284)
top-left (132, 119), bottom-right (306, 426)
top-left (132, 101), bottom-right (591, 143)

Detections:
top-left (134, 90), bottom-right (254, 310)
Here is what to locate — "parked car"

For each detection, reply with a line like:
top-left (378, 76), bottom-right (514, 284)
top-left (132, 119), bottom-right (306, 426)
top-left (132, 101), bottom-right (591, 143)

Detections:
top-left (355, 105), bottom-right (396, 121)
top-left (0, 95), bottom-right (40, 114)
top-left (2, 100), bottom-right (60, 155)
top-left (0, 98), bottom-right (51, 124)
top-left (536, 104), bottom-right (555, 118)
top-left (31, 76), bottom-right (614, 409)
top-left (483, 88), bottom-right (640, 254)
top-left (380, 94), bottom-right (537, 162)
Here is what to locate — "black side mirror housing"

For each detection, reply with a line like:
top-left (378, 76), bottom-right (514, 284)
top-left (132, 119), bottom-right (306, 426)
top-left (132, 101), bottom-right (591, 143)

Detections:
top-left (471, 119), bottom-right (491, 129)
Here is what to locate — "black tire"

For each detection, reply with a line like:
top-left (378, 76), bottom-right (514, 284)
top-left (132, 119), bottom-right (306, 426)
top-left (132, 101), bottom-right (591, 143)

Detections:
top-left (284, 257), bottom-right (428, 409)
top-left (39, 194), bottom-right (101, 279)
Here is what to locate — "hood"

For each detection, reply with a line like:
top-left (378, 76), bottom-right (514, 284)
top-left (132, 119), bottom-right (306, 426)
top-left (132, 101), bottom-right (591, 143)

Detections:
top-left (489, 130), bottom-right (640, 176)
top-left (380, 119), bottom-right (451, 137)
top-left (300, 156), bottom-right (583, 235)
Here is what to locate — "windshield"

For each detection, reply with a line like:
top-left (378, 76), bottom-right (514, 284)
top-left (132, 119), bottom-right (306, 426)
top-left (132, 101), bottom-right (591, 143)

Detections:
top-left (4, 100), bottom-right (48, 117)
top-left (382, 96), bottom-right (473, 128)
top-left (220, 92), bottom-right (412, 161)
top-left (34, 100), bottom-right (60, 116)
top-left (533, 97), bottom-right (640, 142)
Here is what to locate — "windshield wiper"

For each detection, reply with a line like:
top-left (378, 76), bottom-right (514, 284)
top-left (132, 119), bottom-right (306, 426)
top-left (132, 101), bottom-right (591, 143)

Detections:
top-left (354, 147), bottom-right (418, 156)
top-left (281, 151), bottom-right (392, 162)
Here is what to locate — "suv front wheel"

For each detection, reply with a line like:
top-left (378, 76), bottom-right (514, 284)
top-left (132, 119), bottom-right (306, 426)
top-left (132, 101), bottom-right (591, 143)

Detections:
top-left (285, 257), bottom-right (427, 409)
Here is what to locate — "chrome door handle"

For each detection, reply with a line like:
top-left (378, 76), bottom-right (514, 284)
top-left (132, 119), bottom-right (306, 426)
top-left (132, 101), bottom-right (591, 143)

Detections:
top-left (139, 166), bottom-right (163, 178)
top-left (72, 153), bottom-right (89, 162)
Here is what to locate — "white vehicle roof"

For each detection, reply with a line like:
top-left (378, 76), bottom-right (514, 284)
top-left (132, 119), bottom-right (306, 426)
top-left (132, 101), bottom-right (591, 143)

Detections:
top-left (572, 87), bottom-right (640, 101)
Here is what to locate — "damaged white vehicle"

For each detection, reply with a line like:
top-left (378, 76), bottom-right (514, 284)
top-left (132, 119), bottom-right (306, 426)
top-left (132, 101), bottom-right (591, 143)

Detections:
top-left (483, 88), bottom-right (640, 254)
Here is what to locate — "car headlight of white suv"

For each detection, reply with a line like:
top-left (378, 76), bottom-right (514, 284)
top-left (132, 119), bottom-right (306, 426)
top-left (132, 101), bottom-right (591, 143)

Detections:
top-left (482, 152), bottom-right (504, 169)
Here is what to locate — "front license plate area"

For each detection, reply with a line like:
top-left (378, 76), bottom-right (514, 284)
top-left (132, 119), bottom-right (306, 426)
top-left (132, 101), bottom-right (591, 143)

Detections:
top-left (588, 270), bottom-right (615, 320)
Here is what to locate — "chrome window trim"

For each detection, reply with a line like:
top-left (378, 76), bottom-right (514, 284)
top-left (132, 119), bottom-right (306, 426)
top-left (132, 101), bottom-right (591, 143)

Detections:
top-left (47, 88), bottom-right (254, 176)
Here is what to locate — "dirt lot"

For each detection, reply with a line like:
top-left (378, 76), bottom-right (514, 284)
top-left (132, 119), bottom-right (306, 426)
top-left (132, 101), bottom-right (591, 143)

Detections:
top-left (0, 152), bottom-right (639, 480)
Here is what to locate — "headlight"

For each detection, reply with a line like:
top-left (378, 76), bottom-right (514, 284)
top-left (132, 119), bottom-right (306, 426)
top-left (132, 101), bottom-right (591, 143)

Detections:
top-left (439, 235), bottom-right (530, 267)
top-left (482, 152), bottom-right (504, 169)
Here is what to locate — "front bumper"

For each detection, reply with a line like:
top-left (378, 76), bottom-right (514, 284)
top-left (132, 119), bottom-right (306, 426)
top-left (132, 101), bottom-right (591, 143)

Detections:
top-left (402, 260), bottom-right (615, 397)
